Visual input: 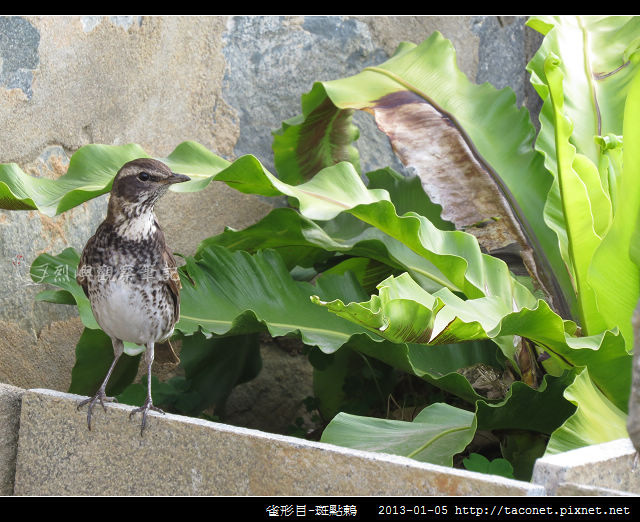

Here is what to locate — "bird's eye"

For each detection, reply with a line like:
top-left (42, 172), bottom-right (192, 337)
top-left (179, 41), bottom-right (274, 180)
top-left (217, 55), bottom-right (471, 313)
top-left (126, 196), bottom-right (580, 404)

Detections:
top-left (138, 172), bottom-right (150, 181)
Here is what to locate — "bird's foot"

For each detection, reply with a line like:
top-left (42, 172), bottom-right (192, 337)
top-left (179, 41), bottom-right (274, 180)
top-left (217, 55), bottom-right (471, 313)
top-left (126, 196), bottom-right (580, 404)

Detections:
top-left (129, 398), bottom-right (165, 436)
top-left (77, 390), bottom-right (118, 430)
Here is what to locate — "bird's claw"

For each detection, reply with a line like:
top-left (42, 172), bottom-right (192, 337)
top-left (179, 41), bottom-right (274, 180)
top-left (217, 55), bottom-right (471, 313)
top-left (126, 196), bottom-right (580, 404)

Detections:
top-left (77, 390), bottom-right (118, 430)
top-left (129, 399), bottom-right (165, 436)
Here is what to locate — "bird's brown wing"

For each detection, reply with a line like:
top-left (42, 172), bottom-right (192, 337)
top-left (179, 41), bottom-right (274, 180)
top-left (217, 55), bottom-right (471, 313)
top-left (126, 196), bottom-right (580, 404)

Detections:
top-left (76, 243), bottom-right (91, 300)
top-left (162, 244), bottom-right (181, 323)
top-left (156, 243), bottom-right (181, 365)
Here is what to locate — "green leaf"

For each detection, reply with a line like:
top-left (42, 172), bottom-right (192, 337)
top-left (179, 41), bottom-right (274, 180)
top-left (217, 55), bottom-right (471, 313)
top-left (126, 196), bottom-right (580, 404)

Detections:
top-left (543, 54), bottom-right (608, 335)
top-left (321, 402), bottom-right (476, 466)
top-left (527, 16), bottom-right (640, 338)
top-left (314, 272), bottom-right (631, 410)
top-left (212, 158), bottom-right (539, 312)
top-left (462, 453), bottom-right (515, 479)
top-left (177, 245), bottom-right (375, 353)
top-left (345, 334), bottom-right (505, 405)
top-left (68, 328), bottom-right (141, 397)
top-left (528, 16), bottom-right (640, 170)
top-left (311, 345), bottom-right (354, 420)
top-left (30, 247), bottom-right (98, 329)
top-left (1, 144), bottom-right (146, 216)
top-left (272, 89), bottom-right (360, 184)
top-left (34, 288), bottom-right (76, 305)
top-left (500, 431), bottom-right (549, 482)
top-left (199, 206), bottom-right (454, 294)
top-left (311, 346), bottom-right (397, 420)
top-left (321, 257), bottom-right (395, 297)
top-left (172, 332), bottom-right (262, 417)
top-left (365, 168), bottom-right (454, 231)
top-left (163, 140), bottom-right (232, 191)
top-left (0, 141), bottom-right (228, 216)
top-left (546, 367), bottom-right (628, 455)
top-left (275, 31), bottom-right (570, 317)
top-left (476, 371), bottom-right (578, 434)
top-left (589, 66), bottom-right (640, 344)
top-left (196, 207), bottom-right (333, 270)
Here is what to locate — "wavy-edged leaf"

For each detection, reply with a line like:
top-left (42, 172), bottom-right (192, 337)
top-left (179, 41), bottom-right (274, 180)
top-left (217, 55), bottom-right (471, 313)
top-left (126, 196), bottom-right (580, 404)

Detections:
top-left (545, 367), bottom-right (628, 455)
top-left (365, 167), bottom-right (454, 231)
top-left (31, 247), bottom-right (97, 329)
top-left (0, 141), bottom-right (229, 216)
top-left (8, 138), bottom-right (549, 329)
top-left (527, 16), bottom-right (640, 171)
top-left (163, 140), bottom-right (232, 192)
top-left (198, 207), bottom-right (333, 270)
top-left (320, 402), bottom-right (476, 466)
top-left (31, 242), bottom-right (378, 356)
top-left (321, 257), bottom-right (395, 296)
top-left (274, 32), bottom-right (569, 317)
top-left (313, 272), bottom-right (631, 410)
top-left (589, 67), bottom-right (640, 345)
top-left (476, 370), bottom-right (578, 434)
top-left (527, 16), bottom-right (640, 338)
top-left (1, 144), bottom-right (146, 216)
top-left (543, 54), bottom-right (607, 335)
top-left (198, 206), bottom-right (455, 294)
top-left (213, 158), bottom-right (539, 314)
top-left (177, 245), bottom-right (375, 352)
top-left (272, 94), bottom-right (360, 185)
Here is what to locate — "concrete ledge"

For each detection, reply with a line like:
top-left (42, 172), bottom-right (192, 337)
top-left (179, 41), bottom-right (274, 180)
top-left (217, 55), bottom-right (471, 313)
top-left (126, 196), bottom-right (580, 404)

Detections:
top-left (0, 383), bottom-right (25, 495)
top-left (532, 438), bottom-right (640, 495)
top-left (13, 388), bottom-right (544, 496)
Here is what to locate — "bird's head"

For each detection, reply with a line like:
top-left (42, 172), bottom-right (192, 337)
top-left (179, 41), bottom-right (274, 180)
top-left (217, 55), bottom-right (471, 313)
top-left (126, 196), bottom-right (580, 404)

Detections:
top-left (107, 158), bottom-right (190, 220)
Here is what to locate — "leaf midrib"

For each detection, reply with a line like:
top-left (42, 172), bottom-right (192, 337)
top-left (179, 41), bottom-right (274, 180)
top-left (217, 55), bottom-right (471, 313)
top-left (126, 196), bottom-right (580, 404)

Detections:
top-left (178, 313), bottom-right (353, 339)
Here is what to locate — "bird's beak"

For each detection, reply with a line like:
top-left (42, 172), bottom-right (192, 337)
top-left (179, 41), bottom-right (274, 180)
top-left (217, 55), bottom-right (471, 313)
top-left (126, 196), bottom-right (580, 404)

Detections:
top-left (168, 172), bottom-right (191, 184)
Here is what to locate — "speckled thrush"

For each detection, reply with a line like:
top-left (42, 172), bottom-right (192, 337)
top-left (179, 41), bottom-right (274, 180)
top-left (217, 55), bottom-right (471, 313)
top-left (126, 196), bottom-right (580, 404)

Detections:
top-left (76, 158), bottom-right (189, 435)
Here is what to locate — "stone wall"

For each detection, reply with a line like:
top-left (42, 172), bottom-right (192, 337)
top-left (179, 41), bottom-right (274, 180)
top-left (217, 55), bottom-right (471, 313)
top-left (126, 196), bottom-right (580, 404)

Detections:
top-left (0, 15), bottom-right (541, 431)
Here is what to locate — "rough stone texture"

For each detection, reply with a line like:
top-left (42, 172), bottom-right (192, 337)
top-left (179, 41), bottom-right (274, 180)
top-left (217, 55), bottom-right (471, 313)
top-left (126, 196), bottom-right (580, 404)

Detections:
top-left (0, 318), bottom-right (82, 391)
top-left (1, 15), bottom-right (544, 431)
top-left (554, 482), bottom-right (637, 496)
top-left (0, 383), bottom-right (24, 495)
top-left (532, 438), bottom-right (640, 495)
top-left (13, 388), bottom-right (544, 496)
top-left (0, 16), bottom-right (40, 100)
top-left (224, 341), bottom-right (314, 435)
top-left (628, 299), bottom-right (640, 452)
top-left (222, 15), bottom-right (393, 176)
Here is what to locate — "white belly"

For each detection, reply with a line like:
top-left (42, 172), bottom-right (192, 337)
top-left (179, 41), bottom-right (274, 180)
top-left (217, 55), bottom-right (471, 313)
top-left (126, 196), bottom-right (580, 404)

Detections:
top-left (90, 279), bottom-right (171, 345)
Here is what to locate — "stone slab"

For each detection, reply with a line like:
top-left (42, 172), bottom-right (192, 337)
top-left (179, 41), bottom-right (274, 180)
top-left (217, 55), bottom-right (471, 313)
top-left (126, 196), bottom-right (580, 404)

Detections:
top-left (14, 388), bottom-right (544, 496)
top-left (532, 438), bottom-right (640, 495)
top-left (555, 482), bottom-right (637, 497)
top-left (0, 382), bottom-right (25, 495)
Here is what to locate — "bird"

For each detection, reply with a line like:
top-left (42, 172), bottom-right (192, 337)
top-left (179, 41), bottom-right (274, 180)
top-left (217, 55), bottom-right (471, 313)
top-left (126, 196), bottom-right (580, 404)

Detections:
top-left (75, 158), bottom-right (190, 435)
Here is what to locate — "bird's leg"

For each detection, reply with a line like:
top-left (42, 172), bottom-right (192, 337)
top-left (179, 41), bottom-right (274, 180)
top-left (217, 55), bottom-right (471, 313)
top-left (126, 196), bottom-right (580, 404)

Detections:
top-left (129, 341), bottom-right (165, 436)
top-left (77, 338), bottom-right (124, 430)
